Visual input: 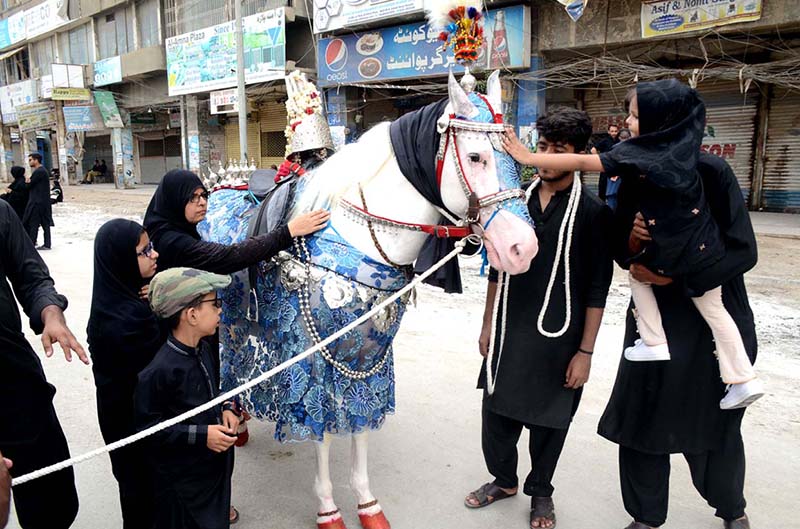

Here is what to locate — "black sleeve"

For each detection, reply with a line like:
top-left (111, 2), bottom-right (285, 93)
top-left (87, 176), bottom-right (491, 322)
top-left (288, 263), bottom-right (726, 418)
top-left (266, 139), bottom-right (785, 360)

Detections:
top-left (584, 202), bottom-right (614, 308)
top-left (27, 168), bottom-right (46, 189)
top-left (598, 173), bottom-right (608, 200)
top-left (168, 225), bottom-right (293, 275)
top-left (134, 366), bottom-right (209, 447)
top-left (609, 175), bottom-right (639, 269)
top-left (0, 202), bottom-right (67, 333)
top-left (599, 150), bottom-right (639, 183)
top-left (685, 156), bottom-right (757, 295)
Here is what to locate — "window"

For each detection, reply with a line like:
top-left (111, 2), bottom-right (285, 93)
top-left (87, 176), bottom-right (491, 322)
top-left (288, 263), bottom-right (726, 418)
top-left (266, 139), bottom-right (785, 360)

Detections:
top-left (31, 37), bottom-right (55, 76)
top-left (137, 0), bottom-right (161, 48)
top-left (1, 48), bottom-right (29, 83)
top-left (97, 7), bottom-right (134, 59)
top-left (242, 0), bottom-right (283, 17)
top-left (260, 131), bottom-right (284, 157)
top-left (57, 25), bottom-right (92, 65)
top-left (164, 0), bottom-right (226, 38)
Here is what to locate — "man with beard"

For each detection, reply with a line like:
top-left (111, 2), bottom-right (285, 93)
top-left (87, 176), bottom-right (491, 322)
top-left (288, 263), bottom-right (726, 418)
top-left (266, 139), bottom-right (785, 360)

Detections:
top-left (22, 154), bottom-right (53, 250)
top-left (464, 108), bottom-right (614, 529)
top-left (593, 123), bottom-right (621, 202)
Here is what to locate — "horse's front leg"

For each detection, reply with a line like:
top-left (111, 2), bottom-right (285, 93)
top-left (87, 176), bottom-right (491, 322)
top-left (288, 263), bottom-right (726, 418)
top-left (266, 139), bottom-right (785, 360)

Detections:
top-left (351, 431), bottom-right (390, 529)
top-left (315, 434), bottom-right (346, 528)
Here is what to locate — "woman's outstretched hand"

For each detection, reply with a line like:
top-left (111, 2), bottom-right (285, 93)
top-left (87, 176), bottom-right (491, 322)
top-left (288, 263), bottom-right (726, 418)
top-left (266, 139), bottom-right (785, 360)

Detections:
top-left (502, 127), bottom-right (533, 165)
top-left (288, 209), bottom-right (331, 237)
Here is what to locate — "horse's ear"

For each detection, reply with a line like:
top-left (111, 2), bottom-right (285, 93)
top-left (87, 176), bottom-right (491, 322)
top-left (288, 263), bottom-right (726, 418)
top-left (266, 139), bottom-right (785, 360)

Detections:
top-left (486, 71), bottom-right (502, 115)
top-left (448, 72), bottom-right (478, 119)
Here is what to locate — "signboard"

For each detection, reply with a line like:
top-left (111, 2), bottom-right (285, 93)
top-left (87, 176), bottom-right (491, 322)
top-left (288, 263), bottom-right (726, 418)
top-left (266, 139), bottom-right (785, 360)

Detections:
top-left (210, 89), bottom-right (240, 114)
top-left (0, 80), bottom-right (38, 123)
top-left (317, 5), bottom-right (530, 87)
top-left (313, 0), bottom-right (423, 34)
top-left (94, 90), bottom-right (123, 128)
top-left (62, 105), bottom-right (106, 132)
top-left (25, 0), bottom-right (70, 40)
top-left (557, 0), bottom-right (587, 22)
top-left (326, 90), bottom-right (346, 127)
top-left (40, 75), bottom-right (53, 99)
top-left (0, 11), bottom-right (26, 50)
top-left (131, 113), bottom-right (157, 124)
top-left (17, 101), bottom-right (57, 132)
top-left (52, 64), bottom-right (85, 88)
top-left (641, 0), bottom-right (762, 38)
top-left (169, 111), bottom-right (181, 128)
top-left (120, 127), bottom-right (135, 187)
top-left (188, 135), bottom-right (200, 171)
top-left (166, 8), bottom-right (286, 96)
top-left (51, 87), bottom-right (92, 101)
top-left (94, 56), bottom-right (122, 87)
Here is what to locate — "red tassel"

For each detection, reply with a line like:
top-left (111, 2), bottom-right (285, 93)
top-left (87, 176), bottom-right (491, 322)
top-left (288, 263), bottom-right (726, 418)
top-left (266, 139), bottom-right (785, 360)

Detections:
top-left (439, 31), bottom-right (449, 41)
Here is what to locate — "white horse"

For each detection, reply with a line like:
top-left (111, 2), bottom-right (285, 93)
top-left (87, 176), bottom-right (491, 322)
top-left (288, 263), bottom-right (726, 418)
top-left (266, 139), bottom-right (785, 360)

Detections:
top-left (202, 71), bottom-right (538, 528)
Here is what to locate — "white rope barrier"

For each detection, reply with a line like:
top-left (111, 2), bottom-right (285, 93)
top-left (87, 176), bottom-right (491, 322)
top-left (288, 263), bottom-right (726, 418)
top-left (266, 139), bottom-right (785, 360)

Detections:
top-left (12, 238), bottom-right (474, 487)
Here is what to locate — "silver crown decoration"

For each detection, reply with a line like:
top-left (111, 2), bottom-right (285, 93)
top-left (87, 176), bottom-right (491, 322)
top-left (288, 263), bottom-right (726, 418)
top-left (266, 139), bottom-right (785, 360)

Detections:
top-left (203, 157), bottom-right (258, 190)
top-left (285, 71), bottom-right (334, 157)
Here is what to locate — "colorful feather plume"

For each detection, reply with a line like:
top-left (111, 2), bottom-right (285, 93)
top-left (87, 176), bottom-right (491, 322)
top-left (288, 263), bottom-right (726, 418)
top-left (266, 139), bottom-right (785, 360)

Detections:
top-left (426, 0), bottom-right (484, 66)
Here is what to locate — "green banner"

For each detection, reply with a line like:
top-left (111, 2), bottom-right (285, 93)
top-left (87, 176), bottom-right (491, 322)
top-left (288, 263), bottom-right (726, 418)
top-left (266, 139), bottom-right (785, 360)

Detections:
top-left (93, 90), bottom-right (123, 128)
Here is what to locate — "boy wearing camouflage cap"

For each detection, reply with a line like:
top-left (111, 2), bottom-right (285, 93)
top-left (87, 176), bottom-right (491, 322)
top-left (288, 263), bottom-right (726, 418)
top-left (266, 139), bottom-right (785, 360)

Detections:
top-left (134, 267), bottom-right (241, 529)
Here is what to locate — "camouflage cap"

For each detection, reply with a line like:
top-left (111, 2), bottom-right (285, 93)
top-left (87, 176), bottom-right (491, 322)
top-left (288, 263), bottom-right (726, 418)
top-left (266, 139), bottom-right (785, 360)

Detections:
top-left (149, 267), bottom-right (231, 318)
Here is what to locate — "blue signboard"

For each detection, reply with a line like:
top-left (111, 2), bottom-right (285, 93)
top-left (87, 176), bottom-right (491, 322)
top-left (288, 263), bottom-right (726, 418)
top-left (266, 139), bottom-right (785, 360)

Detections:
top-left (94, 56), bottom-right (123, 87)
top-left (317, 4), bottom-right (530, 88)
top-left (63, 105), bottom-right (106, 132)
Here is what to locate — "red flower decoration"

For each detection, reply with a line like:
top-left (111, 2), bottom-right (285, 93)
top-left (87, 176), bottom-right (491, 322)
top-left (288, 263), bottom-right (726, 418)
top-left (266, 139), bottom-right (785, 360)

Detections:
top-left (305, 108), bottom-right (314, 115)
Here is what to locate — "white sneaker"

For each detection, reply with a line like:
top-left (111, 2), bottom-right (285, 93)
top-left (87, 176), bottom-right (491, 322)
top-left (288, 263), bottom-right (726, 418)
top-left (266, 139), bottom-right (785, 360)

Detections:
top-left (624, 339), bottom-right (671, 362)
top-left (720, 378), bottom-right (765, 410)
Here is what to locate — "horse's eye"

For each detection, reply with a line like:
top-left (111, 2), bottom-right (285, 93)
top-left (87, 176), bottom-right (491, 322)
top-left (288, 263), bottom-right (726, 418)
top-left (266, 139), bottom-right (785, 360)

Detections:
top-left (468, 153), bottom-right (481, 163)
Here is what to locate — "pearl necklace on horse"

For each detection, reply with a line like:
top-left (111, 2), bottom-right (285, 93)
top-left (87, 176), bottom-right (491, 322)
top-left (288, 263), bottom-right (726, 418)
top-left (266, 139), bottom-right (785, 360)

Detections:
top-left (485, 174), bottom-right (582, 395)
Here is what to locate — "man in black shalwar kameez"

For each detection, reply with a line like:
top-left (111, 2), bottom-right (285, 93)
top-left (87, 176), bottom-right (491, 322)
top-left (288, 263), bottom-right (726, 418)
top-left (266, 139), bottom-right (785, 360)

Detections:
top-left (0, 199), bottom-right (86, 528)
top-left (465, 108), bottom-right (614, 528)
top-left (598, 152), bottom-right (758, 529)
top-left (22, 154), bottom-right (53, 250)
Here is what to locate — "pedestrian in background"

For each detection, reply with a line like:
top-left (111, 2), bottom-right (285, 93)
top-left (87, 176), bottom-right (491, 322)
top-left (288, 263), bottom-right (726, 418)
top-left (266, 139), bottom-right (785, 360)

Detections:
top-left (22, 153), bottom-right (53, 250)
top-left (1, 166), bottom-right (28, 220)
top-left (87, 219), bottom-right (163, 529)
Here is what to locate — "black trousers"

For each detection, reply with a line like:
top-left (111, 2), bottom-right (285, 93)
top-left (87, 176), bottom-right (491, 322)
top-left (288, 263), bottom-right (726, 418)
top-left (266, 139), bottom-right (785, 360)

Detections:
top-left (96, 382), bottom-right (155, 529)
top-left (482, 406), bottom-right (570, 498)
top-left (1, 402), bottom-right (78, 529)
top-left (619, 413), bottom-right (747, 527)
top-left (25, 218), bottom-right (51, 248)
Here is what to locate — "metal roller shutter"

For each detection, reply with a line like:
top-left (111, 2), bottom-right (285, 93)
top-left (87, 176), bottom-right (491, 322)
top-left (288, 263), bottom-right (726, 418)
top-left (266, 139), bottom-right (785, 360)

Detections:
top-left (695, 82), bottom-right (759, 206)
top-left (580, 88), bottom-right (629, 194)
top-left (224, 120), bottom-right (261, 165)
top-left (762, 89), bottom-right (800, 212)
top-left (259, 101), bottom-right (286, 168)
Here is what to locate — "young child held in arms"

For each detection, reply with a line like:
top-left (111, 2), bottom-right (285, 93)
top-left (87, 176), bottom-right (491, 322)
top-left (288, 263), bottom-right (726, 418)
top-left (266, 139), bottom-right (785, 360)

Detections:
top-left (502, 79), bottom-right (763, 410)
top-left (135, 267), bottom-right (241, 529)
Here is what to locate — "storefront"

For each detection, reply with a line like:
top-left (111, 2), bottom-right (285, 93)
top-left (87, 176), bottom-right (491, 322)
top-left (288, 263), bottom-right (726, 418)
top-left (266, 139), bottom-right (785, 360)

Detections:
top-left (762, 88), bottom-right (800, 212)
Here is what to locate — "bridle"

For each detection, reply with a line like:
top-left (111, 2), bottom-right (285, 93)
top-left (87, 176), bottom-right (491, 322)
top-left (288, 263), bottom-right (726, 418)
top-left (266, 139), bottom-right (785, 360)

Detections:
top-left (339, 103), bottom-right (526, 267)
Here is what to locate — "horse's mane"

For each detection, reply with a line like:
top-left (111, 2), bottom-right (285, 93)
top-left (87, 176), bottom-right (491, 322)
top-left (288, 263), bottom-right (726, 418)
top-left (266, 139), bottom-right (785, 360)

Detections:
top-left (290, 98), bottom-right (451, 218)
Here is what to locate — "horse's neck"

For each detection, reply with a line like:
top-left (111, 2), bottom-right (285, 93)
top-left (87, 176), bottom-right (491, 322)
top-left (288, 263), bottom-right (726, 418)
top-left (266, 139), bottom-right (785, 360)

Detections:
top-left (331, 135), bottom-right (441, 266)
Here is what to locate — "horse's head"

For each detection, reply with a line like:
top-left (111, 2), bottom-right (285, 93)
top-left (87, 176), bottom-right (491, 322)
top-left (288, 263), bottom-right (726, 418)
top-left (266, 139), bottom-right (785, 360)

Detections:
top-left (437, 71), bottom-right (538, 275)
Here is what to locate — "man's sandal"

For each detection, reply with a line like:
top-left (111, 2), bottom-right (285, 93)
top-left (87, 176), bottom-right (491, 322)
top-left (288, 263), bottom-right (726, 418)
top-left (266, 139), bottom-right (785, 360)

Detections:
top-left (530, 497), bottom-right (556, 528)
top-left (464, 482), bottom-right (517, 509)
top-left (229, 506), bottom-right (240, 525)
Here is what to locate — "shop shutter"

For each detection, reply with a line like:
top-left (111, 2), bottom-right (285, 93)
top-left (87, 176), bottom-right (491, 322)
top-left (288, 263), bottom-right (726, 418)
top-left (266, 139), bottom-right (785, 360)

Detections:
top-left (580, 88), bottom-right (629, 194)
top-left (259, 101), bottom-right (286, 168)
top-left (762, 89), bottom-right (800, 212)
top-left (224, 120), bottom-right (261, 165)
top-left (695, 81), bottom-right (759, 206)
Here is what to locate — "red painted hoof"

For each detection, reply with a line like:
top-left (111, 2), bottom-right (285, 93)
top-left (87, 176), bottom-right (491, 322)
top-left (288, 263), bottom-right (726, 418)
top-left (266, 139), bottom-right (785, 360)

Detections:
top-left (358, 510), bottom-right (390, 529)
top-left (317, 513), bottom-right (348, 529)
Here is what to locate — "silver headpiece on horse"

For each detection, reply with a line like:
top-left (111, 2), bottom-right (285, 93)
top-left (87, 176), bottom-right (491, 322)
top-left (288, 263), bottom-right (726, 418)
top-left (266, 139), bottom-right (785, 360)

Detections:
top-left (284, 71), bottom-right (334, 157)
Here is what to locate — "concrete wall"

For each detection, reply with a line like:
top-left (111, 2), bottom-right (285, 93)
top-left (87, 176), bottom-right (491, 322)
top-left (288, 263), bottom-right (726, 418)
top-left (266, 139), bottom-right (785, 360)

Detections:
top-left (537, 0), bottom-right (800, 51)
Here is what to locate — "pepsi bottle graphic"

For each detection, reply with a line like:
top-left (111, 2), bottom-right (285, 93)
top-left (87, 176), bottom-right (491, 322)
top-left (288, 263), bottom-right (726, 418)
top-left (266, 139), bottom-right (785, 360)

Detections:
top-left (489, 11), bottom-right (509, 69)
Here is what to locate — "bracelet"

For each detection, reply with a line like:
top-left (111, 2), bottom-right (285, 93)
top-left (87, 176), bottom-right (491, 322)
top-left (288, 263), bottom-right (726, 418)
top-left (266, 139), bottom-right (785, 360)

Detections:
top-left (222, 401), bottom-right (243, 417)
top-left (578, 348), bottom-right (593, 355)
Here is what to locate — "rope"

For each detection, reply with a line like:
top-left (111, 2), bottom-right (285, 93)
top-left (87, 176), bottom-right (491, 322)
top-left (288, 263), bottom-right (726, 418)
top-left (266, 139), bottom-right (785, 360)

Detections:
top-left (11, 237), bottom-right (475, 488)
top-left (484, 175), bottom-right (582, 396)
top-left (536, 176), bottom-right (582, 338)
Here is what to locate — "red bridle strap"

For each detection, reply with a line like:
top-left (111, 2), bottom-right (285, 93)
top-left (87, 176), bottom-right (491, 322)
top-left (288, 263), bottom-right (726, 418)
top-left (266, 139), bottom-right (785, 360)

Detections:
top-left (340, 199), bottom-right (471, 238)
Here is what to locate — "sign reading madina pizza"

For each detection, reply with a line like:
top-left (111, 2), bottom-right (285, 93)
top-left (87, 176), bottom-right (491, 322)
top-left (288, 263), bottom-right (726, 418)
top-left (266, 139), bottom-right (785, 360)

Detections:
top-left (641, 0), bottom-right (762, 39)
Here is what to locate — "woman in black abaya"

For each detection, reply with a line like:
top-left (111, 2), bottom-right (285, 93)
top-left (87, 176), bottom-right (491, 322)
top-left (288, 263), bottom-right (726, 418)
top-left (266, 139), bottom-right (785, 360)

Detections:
top-left (87, 219), bottom-right (163, 529)
top-left (1, 166), bottom-right (29, 220)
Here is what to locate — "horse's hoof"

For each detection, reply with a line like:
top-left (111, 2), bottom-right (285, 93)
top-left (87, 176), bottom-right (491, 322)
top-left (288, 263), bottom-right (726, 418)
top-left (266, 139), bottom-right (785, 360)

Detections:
top-left (317, 510), bottom-right (347, 529)
top-left (358, 510), bottom-right (390, 529)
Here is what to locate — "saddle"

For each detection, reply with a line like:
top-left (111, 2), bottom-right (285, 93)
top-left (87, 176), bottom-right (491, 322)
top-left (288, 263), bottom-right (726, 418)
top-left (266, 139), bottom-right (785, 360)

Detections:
top-left (244, 167), bottom-right (299, 320)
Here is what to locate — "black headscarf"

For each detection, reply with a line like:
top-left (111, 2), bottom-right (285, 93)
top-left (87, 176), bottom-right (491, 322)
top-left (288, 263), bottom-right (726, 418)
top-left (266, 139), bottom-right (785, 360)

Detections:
top-left (390, 99), bottom-right (464, 293)
top-left (143, 169), bottom-right (205, 242)
top-left (87, 219), bottom-right (164, 381)
top-left (607, 79), bottom-right (705, 192)
top-left (9, 166), bottom-right (25, 190)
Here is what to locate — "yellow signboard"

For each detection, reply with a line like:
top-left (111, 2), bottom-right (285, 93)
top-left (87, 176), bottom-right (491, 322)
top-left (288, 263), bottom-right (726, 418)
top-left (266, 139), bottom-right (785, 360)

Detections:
top-left (50, 87), bottom-right (92, 101)
top-left (641, 0), bottom-right (762, 39)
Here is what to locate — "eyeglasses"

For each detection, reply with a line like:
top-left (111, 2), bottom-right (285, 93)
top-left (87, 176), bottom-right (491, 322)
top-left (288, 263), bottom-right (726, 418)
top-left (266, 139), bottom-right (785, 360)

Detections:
top-left (136, 241), bottom-right (156, 258)
top-left (198, 297), bottom-right (223, 308)
top-left (189, 191), bottom-right (210, 204)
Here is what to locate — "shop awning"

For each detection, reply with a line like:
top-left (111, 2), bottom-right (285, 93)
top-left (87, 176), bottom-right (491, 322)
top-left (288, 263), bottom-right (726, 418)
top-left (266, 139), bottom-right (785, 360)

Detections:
top-left (0, 47), bottom-right (24, 62)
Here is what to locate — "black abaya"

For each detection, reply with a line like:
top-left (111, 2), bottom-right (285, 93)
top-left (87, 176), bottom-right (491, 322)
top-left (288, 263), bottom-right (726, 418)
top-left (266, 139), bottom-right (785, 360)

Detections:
top-left (598, 152), bottom-right (757, 455)
top-left (87, 219), bottom-right (165, 528)
top-left (1, 166), bottom-right (28, 220)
